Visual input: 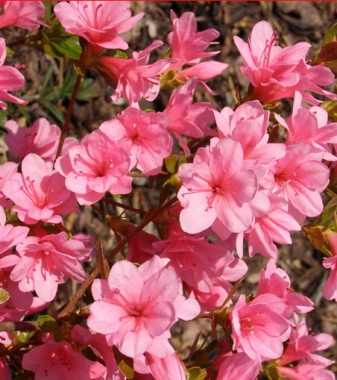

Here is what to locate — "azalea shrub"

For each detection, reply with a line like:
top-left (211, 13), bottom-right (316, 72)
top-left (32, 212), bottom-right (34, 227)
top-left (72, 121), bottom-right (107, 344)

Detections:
top-left (0, 1), bottom-right (336, 379)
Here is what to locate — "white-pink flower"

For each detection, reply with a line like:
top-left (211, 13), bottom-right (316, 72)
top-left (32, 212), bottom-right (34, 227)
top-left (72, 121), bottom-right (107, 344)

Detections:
top-left (87, 256), bottom-right (200, 358)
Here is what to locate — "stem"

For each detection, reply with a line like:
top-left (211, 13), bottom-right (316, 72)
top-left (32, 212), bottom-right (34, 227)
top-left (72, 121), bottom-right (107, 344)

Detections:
top-left (102, 197), bottom-right (147, 215)
top-left (54, 73), bottom-right (82, 163)
top-left (58, 196), bottom-right (178, 317)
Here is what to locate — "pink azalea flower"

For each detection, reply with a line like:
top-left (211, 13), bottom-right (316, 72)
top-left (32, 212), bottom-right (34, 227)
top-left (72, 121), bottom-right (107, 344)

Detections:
top-left (0, 357), bottom-right (10, 380)
top-left (245, 195), bottom-right (301, 259)
top-left (230, 294), bottom-right (290, 361)
top-left (22, 333), bottom-right (101, 380)
top-left (163, 77), bottom-right (216, 154)
top-left (97, 40), bottom-right (172, 104)
top-left (268, 143), bottom-right (330, 219)
top-left (5, 118), bottom-right (61, 162)
top-left (153, 220), bottom-right (228, 292)
top-left (0, 162), bottom-right (18, 208)
top-left (0, 263), bottom-right (34, 322)
top-left (165, 11), bottom-right (228, 92)
top-left (215, 100), bottom-right (285, 164)
top-left (100, 106), bottom-right (172, 176)
top-left (2, 153), bottom-right (77, 224)
top-left (278, 315), bottom-right (335, 380)
top-left (257, 259), bottom-right (314, 317)
top-left (0, 205), bottom-right (29, 256)
top-left (189, 251), bottom-right (248, 313)
top-left (279, 315), bottom-right (334, 367)
top-left (275, 91), bottom-right (337, 161)
top-left (10, 227), bottom-right (89, 302)
top-left (146, 353), bottom-right (186, 380)
top-left (322, 231), bottom-right (337, 301)
top-left (217, 352), bottom-right (261, 380)
top-left (0, 38), bottom-right (26, 109)
top-left (54, 1), bottom-right (144, 50)
top-left (234, 21), bottom-right (337, 105)
top-left (56, 130), bottom-right (132, 205)
top-left (278, 363), bottom-right (335, 380)
top-left (87, 256), bottom-right (200, 358)
top-left (178, 137), bottom-right (258, 237)
top-left (0, 1), bottom-right (45, 30)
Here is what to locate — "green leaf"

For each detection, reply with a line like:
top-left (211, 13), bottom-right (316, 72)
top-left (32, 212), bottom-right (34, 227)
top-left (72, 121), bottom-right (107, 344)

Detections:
top-left (323, 22), bottom-right (337, 45)
top-left (165, 155), bottom-right (177, 174)
top-left (113, 347), bottom-right (134, 379)
top-left (114, 50), bottom-right (128, 59)
top-left (27, 22), bottom-right (82, 59)
top-left (6, 47), bottom-right (15, 57)
top-left (42, 101), bottom-right (65, 124)
top-left (318, 197), bottom-right (337, 224)
top-left (0, 287), bottom-right (10, 304)
top-left (37, 315), bottom-right (59, 332)
top-left (188, 367), bottom-right (207, 380)
top-left (17, 331), bottom-right (35, 344)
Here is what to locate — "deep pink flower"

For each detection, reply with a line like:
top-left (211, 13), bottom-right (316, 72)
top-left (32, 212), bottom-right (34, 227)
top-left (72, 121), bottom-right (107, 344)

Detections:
top-left (0, 263), bottom-right (34, 322)
top-left (234, 21), bottom-right (337, 104)
top-left (230, 294), bottom-right (290, 360)
top-left (87, 256), bottom-right (200, 358)
top-left (268, 143), bottom-right (330, 219)
top-left (56, 130), bottom-right (132, 205)
top-left (2, 153), bottom-right (77, 224)
top-left (189, 251), bottom-right (248, 313)
top-left (54, 1), bottom-right (144, 50)
top-left (165, 11), bottom-right (228, 92)
top-left (153, 220), bottom-right (227, 292)
top-left (97, 40), bottom-right (172, 104)
top-left (0, 205), bottom-right (29, 256)
top-left (245, 195), bottom-right (301, 259)
top-left (215, 100), bottom-right (285, 164)
top-left (0, 162), bottom-right (18, 208)
top-left (279, 315), bottom-right (334, 367)
top-left (10, 228), bottom-right (89, 302)
top-left (163, 77), bottom-right (216, 154)
top-left (146, 353), bottom-right (186, 380)
top-left (100, 106), bottom-right (172, 176)
top-left (178, 137), bottom-right (258, 237)
top-left (217, 352), bottom-right (261, 380)
top-left (5, 118), bottom-right (61, 162)
top-left (276, 91), bottom-right (337, 161)
top-left (22, 334), bottom-right (100, 380)
top-left (0, 38), bottom-right (26, 109)
top-left (278, 315), bottom-right (335, 380)
top-left (257, 259), bottom-right (314, 317)
top-left (0, 1), bottom-right (45, 30)
top-left (0, 357), bottom-right (10, 380)
top-left (322, 232), bottom-right (337, 301)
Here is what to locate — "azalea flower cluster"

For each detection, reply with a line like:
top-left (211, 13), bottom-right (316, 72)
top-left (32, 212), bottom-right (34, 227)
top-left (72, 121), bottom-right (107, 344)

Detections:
top-left (0, 1), bottom-right (336, 379)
